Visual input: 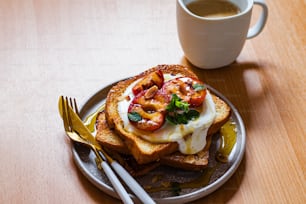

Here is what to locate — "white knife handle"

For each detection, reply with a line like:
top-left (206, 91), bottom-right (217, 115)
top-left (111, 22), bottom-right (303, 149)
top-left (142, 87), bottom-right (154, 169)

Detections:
top-left (101, 161), bottom-right (134, 204)
top-left (111, 161), bottom-right (156, 204)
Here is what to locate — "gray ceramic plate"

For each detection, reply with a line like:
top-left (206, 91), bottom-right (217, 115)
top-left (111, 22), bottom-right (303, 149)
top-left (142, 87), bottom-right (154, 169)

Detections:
top-left (72, 81), bottom-right (246, 204)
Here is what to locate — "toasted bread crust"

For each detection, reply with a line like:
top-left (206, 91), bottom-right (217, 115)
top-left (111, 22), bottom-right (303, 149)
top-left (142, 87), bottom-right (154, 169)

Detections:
top-left (97, 93), bottom-right (230, 166)
top-left (97, 95), bottom-right (230, 153)
top-left (160, 135), bottom-right (212, 171)
top-left (208, 94), bottom-right (231, 135)
top-left (96, 111), bottom-right (210, 173)
top-left (96, 111), bottom-right (130, 154)
top-left (105, 65), bottom-right (199, 164)
top-left (103, 147), bottom-right (160, 177)
top-left (160, 149), bottom-right (209, 170)
top-left (103, 64), bottom-right (231, 164)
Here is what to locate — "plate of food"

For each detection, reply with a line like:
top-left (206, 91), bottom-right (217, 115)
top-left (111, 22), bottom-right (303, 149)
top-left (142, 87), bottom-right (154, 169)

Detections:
top-left (72, 64), bottom-right (246, 203)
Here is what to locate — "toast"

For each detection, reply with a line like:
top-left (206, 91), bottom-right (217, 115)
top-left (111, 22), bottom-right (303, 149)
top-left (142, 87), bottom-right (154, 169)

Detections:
top-left (96, 92), bottom-right (230, 174)
top-left (100, 64), bottom-right (231, 167)
top-left (98, 94), bottom-right (229, 154)
top-left (96, 111), bottom-right (213, 175)
top-left (105, 65), bottom-right (199, 164)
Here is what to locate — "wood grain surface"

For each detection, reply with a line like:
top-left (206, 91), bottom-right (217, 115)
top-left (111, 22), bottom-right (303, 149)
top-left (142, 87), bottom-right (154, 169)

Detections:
top-left (0, 0), bottom-right (305, 203)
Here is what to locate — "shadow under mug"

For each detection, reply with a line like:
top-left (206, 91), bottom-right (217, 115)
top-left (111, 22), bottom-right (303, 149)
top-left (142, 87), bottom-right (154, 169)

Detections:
top-left (176, 0), bottom-right (268, 69)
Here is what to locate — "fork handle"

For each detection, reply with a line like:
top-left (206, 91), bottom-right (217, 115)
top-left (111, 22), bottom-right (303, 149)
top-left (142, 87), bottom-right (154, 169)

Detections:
top-left (101, 161), bottom-right (134, 204)
top-left (111, 161), bottom-right (156, 204)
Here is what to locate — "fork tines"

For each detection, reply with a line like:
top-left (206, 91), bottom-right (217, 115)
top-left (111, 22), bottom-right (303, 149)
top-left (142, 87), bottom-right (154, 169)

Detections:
top-left (61, 96), bottom-right (79, 130)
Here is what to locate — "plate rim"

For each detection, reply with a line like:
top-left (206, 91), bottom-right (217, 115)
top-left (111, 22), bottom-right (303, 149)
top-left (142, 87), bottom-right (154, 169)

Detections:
top-left (71, 80), bottom-right (246, 203)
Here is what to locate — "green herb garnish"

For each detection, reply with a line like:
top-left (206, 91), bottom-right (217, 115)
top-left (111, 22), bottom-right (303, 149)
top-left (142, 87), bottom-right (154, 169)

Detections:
top-left (128, 112), bottom-right (142, 122)
top-left (192, 83), bottom-right (206, 91)
top-left (166, 94), bottom-right (189, 112)
top-left (166, 94), bottom-right (200, 125)
top-left (186, 109), bottom-right (200, 119)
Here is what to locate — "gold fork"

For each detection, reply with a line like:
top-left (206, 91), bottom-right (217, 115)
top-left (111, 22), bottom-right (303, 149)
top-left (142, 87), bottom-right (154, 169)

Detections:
top-left (61, 96), bottom-right (134, 204)
top-left (62, 96), bottom-right (156, 204)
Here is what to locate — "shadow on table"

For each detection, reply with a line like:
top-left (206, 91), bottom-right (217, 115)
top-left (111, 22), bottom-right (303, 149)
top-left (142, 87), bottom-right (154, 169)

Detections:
top-left (181, 57), bottom-right (266, 203)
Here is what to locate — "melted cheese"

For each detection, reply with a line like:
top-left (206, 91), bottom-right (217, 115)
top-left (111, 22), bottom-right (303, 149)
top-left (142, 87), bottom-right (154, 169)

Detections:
top-left (117, 74), bottom-right (216, 154)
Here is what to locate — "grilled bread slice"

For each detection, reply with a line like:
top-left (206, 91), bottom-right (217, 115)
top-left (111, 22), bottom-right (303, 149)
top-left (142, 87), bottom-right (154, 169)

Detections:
top-left (96, 111), bottom-right (211, 175)
top-left (103, 64), bottom-right (231, 165)
top-left (105, 65), bottom-right (198, 164)
top-left (96, 92), bottom-right (230, 174)
top-left (159, 137), bottom-right (211, 171)
top-left (98, 94), bottom-right (230, 154)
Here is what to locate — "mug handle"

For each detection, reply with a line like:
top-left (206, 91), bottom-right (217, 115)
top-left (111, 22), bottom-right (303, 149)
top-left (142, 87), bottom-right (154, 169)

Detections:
top-left (247, 0), bottom-right (268, 39)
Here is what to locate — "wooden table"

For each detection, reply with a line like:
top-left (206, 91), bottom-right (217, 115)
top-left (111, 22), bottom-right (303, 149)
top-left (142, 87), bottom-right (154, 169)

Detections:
top-left (1, 0), bottom-right (305, 203)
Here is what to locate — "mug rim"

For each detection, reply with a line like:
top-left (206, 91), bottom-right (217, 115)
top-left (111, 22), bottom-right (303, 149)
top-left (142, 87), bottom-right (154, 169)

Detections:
top-left (178, 0), bottom-right (253, 21)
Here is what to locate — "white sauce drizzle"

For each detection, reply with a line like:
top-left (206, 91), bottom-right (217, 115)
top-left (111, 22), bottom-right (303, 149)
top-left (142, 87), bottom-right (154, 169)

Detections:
top-left (117, 74), bottom-right (216, 154)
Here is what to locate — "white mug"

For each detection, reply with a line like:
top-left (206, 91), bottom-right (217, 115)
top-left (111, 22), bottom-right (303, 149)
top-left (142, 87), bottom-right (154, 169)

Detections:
top-left (177, 0), bottom-right (268, 69)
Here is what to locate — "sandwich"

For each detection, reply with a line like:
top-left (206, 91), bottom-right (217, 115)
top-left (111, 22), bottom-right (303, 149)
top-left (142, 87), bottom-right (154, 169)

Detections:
top-left (95, 64), bottom-right (231, 176)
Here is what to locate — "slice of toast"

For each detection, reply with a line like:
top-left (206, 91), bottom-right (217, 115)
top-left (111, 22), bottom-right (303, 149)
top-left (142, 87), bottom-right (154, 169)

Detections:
top-left (96, 111), bottom-right (211, 175)
top-left (102, 145), bottom-right (161, 177)
top-left (96, 92), bottom-right (230, 174)
top-left (104, 65), bottom-right (197, 164)
top-left (96, 111), bottom-right (161, 176)
top-left (159, 137), bottom-right (211, 171)
top-left (104, 64), bottom-right (231, 164)
top-left (97, 94), bottom-right (230, 154)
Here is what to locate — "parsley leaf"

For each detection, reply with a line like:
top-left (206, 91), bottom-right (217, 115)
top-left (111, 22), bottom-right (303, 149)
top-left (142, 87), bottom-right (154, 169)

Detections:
top-left (166, 94), bottom-right (200, 125)
top-left (193, 83), bottom-right (206, 91)
top-left (186, 109), bottom-right (200, 120)
top-left (166, 114), bottom-right (178, 125)
top-left (128, 112), bottom-right (142, 122)
top-left (166, 94), bottom-right (189, 112)
top-left (175, 99), bottom-right (189, 112)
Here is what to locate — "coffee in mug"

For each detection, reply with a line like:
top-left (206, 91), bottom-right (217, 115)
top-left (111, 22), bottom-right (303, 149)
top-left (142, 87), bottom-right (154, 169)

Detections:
top-left (186, 0), bottom-right (241, 18)
top-left (177, 0), bottom-right (268, 69)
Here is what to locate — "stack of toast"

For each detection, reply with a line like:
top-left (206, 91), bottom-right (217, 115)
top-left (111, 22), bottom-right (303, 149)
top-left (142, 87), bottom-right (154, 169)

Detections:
top-left (95, 65), bottom-right (231, 176)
